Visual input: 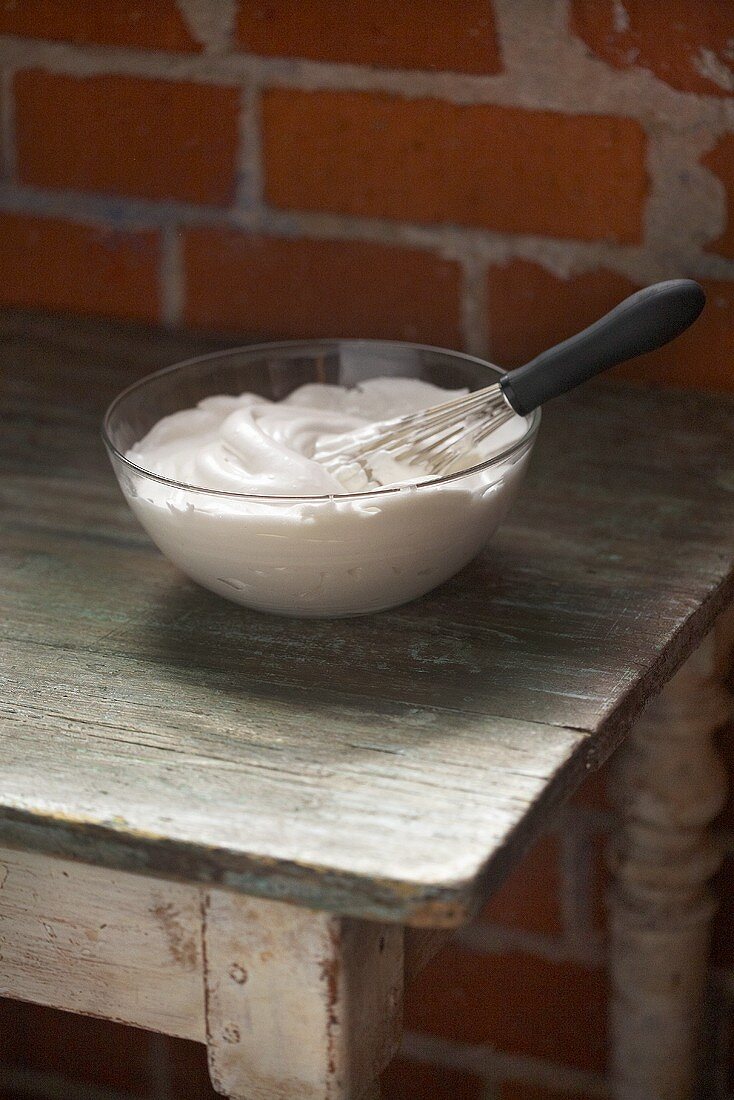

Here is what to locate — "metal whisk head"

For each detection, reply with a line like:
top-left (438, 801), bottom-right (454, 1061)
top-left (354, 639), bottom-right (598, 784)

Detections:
top-left (312, 381), bottom-right (514, 488)
top-left (312, 279), bottom-right (707, 491)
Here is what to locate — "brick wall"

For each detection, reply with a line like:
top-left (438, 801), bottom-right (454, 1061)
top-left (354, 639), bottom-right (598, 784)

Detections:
top-left (1, 3), bottom-right (734, 1099)
top-left (0, 1), bottom-right (733, 387)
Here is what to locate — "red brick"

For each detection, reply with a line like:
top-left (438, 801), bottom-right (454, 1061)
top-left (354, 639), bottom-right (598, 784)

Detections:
top-left (15, 71), bottom-right (240, 204)
top-left (591, 832), bottom-right (611, 937)
top-left (0, 0), bottom-right (201, 51)
top-left (606, 277), bottom-right (734, 391)
top-left (570, 759), bottom-right (612, 810)
top-left (712, 852), bottom-right (734, 970)
top-left (702, 135), bottom-right (734, 259)
top-left (404, 946), bottom-right (608, 1073)
top-left (163, 1035), bottom-right (218, 1098)
top-left (381, 1058), bottom-right (484, 1100)
top-left (262, 90), bottom-right (647, 243)
top-left (501, 1082), bottom-right (597, 1100)
top-left (0, 213), bottom-right (160, 322)
top-left (487, 261), bottom-right (734, 392)
top-left (236, 0), bottom-right (502, 74)
top-left (0, 997), bottom-right (154, 1095)
top-left (571, 1), bottom-right (734, 98)
top-left (714, 722), bottom-right (734, 829)
top-left (481, 833), bottom-right (563, 937)
top-left (183, 228), bottom-right (462, 344)
top-left (487, 260), bottom-right (637, 366)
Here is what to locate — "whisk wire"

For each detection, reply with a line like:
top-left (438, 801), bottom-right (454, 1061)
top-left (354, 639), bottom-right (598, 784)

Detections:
top-left (313, 279), bottom-right (707, 487)
top-left (315, 380), bottom-right (514, 480)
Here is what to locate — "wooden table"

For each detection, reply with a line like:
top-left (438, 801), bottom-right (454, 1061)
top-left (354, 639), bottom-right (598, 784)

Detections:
top-left (2, 310), bottom-right (733, 1100)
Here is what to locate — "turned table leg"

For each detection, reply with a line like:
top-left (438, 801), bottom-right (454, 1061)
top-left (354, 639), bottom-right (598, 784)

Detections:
top-left (202, 890), bottom-right (403, 1099)
top-left (609, 611), bottom-right (734, 1100)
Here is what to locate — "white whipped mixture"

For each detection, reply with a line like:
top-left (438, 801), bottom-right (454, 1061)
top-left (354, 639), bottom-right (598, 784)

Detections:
top-left (128, 377), bottom-right (514, 497)
top-left (121, 378), bottom-right (532, 616)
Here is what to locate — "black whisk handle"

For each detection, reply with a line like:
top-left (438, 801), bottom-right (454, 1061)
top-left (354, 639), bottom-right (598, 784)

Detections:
top-left (498, 279), bottom-right (706, 417)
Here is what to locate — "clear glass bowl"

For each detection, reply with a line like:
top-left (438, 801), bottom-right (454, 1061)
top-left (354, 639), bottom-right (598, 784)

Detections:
top-left (103, 340), bottom-right (540, 617)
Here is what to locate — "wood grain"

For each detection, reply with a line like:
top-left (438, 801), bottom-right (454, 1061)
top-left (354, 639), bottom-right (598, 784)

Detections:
top-left (0, 838), bottom-right (403, 1100)
top-left (203, 891), bottom-right (402, 1099)
top-left (0, 844), bottom-right (205, 1040)
top-left (609, 615), bottom-right (734, 1100)
top-left (1, 309), bottom-right (733, 925)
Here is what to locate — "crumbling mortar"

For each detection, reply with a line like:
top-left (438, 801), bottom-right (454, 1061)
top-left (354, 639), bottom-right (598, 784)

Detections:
top-left (0, 0), bottom-right (732, 344)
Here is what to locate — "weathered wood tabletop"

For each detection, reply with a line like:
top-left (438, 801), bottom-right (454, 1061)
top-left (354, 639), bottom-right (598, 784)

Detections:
top-left (2, 310), bottom-right (733, 928)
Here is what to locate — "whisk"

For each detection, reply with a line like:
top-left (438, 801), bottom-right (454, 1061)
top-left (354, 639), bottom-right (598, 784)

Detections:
top-left (314, 280), bottom-right (705, 486)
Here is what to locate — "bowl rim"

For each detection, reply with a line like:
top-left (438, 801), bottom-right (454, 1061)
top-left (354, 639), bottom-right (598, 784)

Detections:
top-left (102, 338), bottom-right (541, 502)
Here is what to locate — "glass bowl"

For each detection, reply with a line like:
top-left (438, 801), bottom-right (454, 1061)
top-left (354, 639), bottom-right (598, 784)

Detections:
top-left (103, 340), bottom-right (540, 617)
